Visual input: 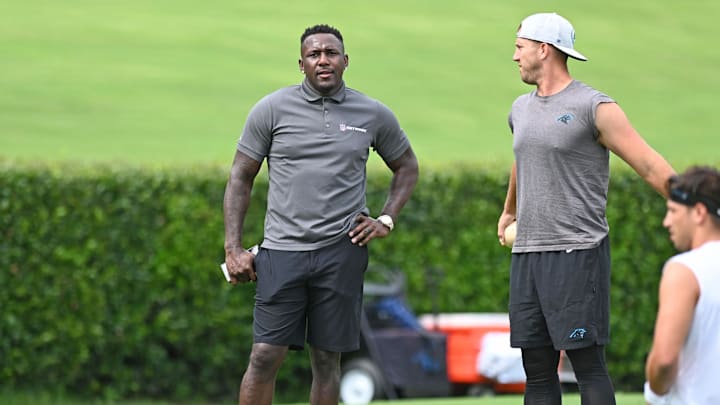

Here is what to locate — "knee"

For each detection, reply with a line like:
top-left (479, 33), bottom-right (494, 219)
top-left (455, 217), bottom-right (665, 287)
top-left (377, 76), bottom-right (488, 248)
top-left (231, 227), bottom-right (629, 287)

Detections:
top-left (247, 344), bottom-right (287, 377)
top-left (566, 346), bottom-right (609, 378)
top-left (311, 350), bottom-right (341, 381)
top-left (522, 347), bottom-right (560, 382)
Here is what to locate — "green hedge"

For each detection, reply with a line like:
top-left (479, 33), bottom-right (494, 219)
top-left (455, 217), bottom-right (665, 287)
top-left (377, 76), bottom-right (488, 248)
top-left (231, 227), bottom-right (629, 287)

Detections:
top-left (0, 162), bottom-right (673, 401)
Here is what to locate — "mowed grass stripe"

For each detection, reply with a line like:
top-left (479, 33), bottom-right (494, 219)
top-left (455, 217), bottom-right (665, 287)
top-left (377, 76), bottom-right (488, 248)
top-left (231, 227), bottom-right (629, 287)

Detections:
top-left (1, 0), bottom-right (719, 168)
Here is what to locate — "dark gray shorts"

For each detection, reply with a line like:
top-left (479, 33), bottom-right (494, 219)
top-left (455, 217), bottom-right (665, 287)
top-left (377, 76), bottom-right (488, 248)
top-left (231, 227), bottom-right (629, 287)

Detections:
top-left (252, 236), bottom-right (368, 352)
top-left (508, 236), bottom-right (610, 350)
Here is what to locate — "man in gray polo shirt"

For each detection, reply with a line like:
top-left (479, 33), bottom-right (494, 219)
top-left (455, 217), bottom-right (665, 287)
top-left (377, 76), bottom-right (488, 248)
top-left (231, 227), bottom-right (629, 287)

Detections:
top-left (496, 12), bottom-right (674, 405)
top-left (223, 24), bottom-right (418, 405)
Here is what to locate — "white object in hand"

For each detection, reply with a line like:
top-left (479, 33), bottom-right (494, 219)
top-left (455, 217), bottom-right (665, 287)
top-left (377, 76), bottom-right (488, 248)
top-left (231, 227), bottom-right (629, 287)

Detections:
top-left (504, 222), bottom-right (517, 247)
top-left (219, 245), bottom-right (259, 283)
top-left (220, 263), bottom-right (231, 282)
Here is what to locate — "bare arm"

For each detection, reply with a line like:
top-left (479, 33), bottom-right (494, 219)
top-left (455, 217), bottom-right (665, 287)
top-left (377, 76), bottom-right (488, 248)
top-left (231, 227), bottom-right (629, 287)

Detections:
top-left (645, 261), bottom-right (699, 394)
top-left (497, 161), bottom-right (517, 245)
top-left (596, 102), bottom-right (675, 197)
top-left (223, 150), bottom-right (262, 284)
top-left (380, 146), bottom-right (419, 218)
top-left (350, 146), bottom-right (419, 245)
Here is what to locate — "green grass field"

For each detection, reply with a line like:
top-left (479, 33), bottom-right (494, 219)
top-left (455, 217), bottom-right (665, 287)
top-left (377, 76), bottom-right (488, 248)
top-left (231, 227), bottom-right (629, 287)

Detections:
top-left (2, 0), bottom-right (719, 170)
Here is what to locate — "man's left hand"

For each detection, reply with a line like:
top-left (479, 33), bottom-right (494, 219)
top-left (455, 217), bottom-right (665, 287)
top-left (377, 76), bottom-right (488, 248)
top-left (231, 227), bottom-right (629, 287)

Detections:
top-left (349, 214), bottom-right (390, 246)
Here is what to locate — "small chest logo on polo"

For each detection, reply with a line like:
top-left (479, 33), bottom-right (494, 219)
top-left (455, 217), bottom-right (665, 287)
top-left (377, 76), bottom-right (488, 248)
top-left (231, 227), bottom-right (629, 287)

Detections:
top-left (556, 113), bottom-right (576, 125)
top-left (339, 123), bottom-right (368, 133)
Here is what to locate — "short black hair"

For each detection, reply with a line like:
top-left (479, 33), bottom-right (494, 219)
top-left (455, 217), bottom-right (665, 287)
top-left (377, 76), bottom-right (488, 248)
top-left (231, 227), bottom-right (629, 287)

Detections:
top-left (301, 24), bottom-right (344, 46)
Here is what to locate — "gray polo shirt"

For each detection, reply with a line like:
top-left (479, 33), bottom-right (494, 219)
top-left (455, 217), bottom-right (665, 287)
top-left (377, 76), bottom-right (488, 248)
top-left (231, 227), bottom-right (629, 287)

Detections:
top-left (238, 79), bottom-right (410, 251)
top-left (509, 80), bottom-right (615, 253)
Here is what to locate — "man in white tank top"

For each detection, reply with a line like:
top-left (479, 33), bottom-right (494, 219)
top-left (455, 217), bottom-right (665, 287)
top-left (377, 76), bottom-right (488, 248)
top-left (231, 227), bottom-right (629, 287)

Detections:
top-left (644, 166), bottom-right (720, 404)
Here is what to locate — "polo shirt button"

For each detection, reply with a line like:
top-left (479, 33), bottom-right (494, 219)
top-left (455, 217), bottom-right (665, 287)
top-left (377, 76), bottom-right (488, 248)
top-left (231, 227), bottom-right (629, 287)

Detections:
top-left (325, 123), bottom-right (330, 128)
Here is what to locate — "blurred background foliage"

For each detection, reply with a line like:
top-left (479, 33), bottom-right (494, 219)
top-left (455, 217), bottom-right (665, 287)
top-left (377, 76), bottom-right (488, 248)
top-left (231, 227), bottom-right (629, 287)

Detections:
top-left (1, 164), bottom-right (673, 401)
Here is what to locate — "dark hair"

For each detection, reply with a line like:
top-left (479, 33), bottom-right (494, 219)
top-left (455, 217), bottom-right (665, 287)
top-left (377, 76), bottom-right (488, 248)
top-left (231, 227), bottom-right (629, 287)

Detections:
top-left (301, 24), bottom-right (344, 46)
top-left (667, 165), bottom-right (720, 222)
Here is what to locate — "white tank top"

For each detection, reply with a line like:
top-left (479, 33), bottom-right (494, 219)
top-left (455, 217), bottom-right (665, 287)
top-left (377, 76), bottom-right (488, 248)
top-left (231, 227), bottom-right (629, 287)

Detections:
top-left (665, 240), bottom-right (720, 404)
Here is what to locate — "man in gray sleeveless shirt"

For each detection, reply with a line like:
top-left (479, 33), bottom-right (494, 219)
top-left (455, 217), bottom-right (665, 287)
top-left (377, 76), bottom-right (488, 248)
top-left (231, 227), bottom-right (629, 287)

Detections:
top-left (223, 25), bottom-right (418, 405)
top-left (497, 13), bottom-right (675, 405)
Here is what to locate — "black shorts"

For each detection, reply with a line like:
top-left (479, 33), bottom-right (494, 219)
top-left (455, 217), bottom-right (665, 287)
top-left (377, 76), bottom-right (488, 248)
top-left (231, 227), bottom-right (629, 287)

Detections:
top-left (508, 236), bottom-right (611, 350)
top-left (252, 236), bottom-right (368, 352)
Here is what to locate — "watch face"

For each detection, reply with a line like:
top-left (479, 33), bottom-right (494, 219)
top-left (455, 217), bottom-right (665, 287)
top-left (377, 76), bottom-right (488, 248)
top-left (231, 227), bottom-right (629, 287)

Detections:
top-left (378, 215), bottom-right (393, 230)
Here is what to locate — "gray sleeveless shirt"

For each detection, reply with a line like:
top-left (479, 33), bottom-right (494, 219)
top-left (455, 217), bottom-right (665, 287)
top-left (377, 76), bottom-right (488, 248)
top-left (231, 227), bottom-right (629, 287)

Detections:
top-left (509, 80), bottom-right (615, 253)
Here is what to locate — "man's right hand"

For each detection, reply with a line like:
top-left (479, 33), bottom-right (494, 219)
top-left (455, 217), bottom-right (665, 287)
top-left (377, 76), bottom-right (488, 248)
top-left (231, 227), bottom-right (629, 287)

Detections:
top-left (224, 247), bottom-right (257, 285)
top-left (497, 213), bottom-right (516, 246)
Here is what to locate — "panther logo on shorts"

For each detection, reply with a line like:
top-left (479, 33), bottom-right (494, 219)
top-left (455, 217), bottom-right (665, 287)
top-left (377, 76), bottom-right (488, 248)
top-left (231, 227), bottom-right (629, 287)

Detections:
top-left (569, 328), bottom-right (587, 340)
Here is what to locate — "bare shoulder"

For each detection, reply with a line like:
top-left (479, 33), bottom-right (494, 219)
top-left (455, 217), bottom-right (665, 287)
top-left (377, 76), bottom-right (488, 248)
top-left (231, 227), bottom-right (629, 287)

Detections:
top-left (595, 102), bottom-right (631, 138)
top-left (595, 101), bottom-right (648, 162)
top-left (660, 261), bottom-right (699, 297)
top-left (595, 100), bottom-right (674, 194)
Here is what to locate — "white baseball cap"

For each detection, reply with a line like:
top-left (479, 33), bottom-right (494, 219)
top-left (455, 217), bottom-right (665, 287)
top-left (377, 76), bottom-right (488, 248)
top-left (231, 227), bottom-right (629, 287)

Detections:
top-left (517, 12), bottom-right (587, 61)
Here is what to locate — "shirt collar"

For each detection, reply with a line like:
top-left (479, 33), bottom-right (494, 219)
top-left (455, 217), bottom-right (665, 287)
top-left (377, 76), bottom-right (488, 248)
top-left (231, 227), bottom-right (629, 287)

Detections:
top-left (300, 79), bottom-right (346, 103)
